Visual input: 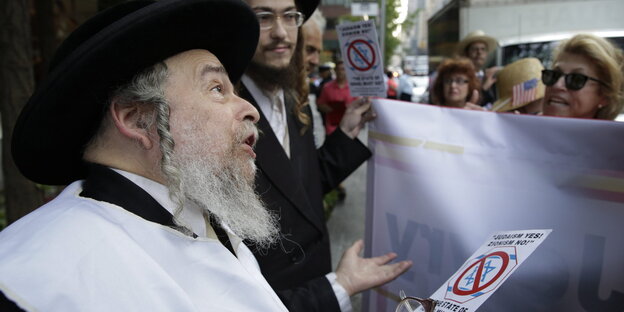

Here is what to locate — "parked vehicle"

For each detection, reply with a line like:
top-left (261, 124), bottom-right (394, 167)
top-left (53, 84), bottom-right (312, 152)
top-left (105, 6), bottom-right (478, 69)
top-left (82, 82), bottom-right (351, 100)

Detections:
top-left (410, 75), bottom-right (429, 103)
top-left (428, 0), bottom-right (624, 67)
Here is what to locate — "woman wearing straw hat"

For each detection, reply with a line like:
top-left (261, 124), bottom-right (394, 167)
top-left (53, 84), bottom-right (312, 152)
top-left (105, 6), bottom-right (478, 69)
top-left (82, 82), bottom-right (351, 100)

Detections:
top-left (541, 34), bottom-right (624, 120)
top-left (432, 57), bottom-right (481, 108)
top-left (491, 58), bottom-right (545, 115)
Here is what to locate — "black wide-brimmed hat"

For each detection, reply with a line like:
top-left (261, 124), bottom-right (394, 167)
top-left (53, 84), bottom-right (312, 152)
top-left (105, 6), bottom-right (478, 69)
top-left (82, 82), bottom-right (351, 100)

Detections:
top-left (12, 0), bottom-right (259, 185)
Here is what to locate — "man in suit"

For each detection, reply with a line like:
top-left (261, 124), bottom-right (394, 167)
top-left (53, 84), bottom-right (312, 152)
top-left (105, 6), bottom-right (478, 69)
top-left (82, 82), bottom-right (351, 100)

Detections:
top-left (0, 1), bottom-right (288, 311)
top-left (240, 0), bottom-right (412, 311)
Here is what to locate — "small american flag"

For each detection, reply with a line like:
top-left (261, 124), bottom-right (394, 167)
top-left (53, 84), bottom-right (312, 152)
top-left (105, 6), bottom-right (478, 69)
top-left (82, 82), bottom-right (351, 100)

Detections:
top-left (512, 78), bottom-right (538, 108)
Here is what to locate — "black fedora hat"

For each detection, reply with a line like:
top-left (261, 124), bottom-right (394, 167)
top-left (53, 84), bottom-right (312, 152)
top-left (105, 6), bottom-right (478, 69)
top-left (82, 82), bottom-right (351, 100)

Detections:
top-left (242, 0), bottom-right (318, 22)
top-left (296, 0), bottom-right (319, 22)
top-left (12, 0), bottom-right (260, 185)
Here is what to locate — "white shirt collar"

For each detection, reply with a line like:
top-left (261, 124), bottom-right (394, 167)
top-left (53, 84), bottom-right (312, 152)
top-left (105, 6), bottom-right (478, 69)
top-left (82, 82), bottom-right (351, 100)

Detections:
top-left (111, 168), bottom-right (206, 237)
top-left (241, 74), bottom-right (285, 118)
top-left (241, 74), bottom-right (290, 156)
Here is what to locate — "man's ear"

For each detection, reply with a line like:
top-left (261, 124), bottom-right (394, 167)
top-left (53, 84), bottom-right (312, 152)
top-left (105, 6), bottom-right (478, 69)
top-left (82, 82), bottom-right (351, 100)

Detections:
top-left (109, 99), bottom-right (154, 150)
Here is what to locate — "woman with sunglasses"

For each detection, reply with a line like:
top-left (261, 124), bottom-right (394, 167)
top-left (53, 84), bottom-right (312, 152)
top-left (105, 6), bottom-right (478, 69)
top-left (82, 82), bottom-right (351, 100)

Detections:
top-left (432, 57), bottom-right (481, 108)
top-left (542, 34), bottom-right (624, 120)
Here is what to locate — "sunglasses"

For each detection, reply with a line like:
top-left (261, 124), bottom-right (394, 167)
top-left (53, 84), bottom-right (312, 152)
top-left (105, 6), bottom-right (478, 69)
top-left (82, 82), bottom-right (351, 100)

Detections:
top-left (541, 69), bottom-right (607, 91)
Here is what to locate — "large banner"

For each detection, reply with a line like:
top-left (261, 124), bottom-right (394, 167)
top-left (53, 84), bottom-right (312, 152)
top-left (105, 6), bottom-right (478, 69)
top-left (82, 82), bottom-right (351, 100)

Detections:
top-left (364, 99), bottom-right (624, 312)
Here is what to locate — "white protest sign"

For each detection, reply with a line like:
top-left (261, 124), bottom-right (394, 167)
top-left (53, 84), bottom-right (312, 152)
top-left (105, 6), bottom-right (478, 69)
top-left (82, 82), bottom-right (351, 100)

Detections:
top-left (430, 229), bottom-right (551, 312)
top-left (363, 99), bottom-right (624, 311)
top-left (336, 20), bottom-right (386, 97)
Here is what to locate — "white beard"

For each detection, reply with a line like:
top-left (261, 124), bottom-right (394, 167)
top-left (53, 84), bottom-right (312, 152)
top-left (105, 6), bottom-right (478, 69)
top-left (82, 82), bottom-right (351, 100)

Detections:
top-left (170, 120), bottom-right (279, 250)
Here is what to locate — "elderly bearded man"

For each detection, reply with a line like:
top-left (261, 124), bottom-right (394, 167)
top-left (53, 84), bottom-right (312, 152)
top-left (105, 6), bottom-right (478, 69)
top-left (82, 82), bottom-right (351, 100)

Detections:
top-left (301, 10), bottom-right (326, 147)
top-left (0, 0), bottom-right (288, 311)
top-left (239, 0), bottom-right (412, 311)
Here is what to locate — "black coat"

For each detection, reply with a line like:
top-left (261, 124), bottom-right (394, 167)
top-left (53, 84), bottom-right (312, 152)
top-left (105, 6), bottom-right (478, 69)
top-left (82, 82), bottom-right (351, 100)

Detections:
top-left (239, 85), bottom-right (371, 311)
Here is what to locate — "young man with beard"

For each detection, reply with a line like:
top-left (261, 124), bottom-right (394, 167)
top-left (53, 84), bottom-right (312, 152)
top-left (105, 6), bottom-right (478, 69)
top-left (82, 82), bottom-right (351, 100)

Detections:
top-left (0, 1), bottom-right (287, 311)
top-left (240, 0), bottom-right (412, 311)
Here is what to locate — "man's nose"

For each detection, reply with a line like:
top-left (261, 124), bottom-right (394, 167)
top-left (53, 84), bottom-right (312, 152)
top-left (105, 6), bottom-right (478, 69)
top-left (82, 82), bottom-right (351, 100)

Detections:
top-left (270, 17), bottom-right (288, 39)
top-left (311, 52), bottom-right (319, 65)
top-left (237, 96), bottom-right (260, 123)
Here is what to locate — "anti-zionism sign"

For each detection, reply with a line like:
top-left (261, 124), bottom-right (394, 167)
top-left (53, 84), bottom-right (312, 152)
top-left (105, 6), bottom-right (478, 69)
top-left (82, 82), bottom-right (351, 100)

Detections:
top-left (336, 20), bottom-right (386, 98)
top-left (364, 99), bottom-right (624, 311)
top-left (429, 229), bottom-right (551, 312)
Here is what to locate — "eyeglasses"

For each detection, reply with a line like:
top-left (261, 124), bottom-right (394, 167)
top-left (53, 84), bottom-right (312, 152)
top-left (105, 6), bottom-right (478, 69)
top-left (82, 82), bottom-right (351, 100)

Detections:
top-left (255, 11), bottom-right (304, 30)
top-left (443, 78), bottom-right (469, 86)
top-left (541, 69), bottom-right (608, 91)
top-left (395, 290), bottom-right (437, 312)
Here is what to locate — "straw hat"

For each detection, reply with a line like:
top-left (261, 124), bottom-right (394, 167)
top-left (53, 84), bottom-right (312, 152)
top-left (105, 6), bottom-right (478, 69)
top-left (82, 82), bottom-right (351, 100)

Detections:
top-left (456, 30), bottom-right (498, 56)
top-left (491, 58), bottom-right (545, 112)
top-left (12, 0), bottom-right (260, 185)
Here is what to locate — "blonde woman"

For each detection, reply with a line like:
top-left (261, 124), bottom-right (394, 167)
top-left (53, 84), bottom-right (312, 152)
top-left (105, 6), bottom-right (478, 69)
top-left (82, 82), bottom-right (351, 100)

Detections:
top-left (542, 34), bottom-right (624, 120)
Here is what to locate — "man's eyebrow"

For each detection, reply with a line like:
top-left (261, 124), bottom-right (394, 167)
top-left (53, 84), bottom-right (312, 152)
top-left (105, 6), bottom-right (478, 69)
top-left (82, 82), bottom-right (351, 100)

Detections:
top-left (200, 65), bottom-right (227, 78)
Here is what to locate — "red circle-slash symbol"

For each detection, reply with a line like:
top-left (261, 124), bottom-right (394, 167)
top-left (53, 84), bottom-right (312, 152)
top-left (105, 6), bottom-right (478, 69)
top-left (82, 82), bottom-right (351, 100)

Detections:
top-left (347, 39), bottom-right (376, 71)
top-left (452, 251), bottom-right (510, 296)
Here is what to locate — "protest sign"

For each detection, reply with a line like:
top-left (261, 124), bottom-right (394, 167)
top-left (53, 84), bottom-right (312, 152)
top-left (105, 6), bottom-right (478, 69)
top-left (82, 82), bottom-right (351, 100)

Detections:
top-left (336, 20), bottom-right (386, 97)
top-left (429, 229), bottom-right (551, 312)
top-left (364, 99), bottom-right (624, 311)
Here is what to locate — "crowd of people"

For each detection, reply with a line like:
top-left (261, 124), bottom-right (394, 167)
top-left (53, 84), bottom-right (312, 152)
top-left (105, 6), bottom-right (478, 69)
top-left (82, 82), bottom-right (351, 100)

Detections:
top-left (395, 30), bottom-right (624, 121)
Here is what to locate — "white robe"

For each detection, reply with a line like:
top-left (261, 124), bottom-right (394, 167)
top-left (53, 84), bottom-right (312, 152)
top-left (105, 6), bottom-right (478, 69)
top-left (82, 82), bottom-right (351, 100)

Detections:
top-left (0, 181), bottom-right (288, 311)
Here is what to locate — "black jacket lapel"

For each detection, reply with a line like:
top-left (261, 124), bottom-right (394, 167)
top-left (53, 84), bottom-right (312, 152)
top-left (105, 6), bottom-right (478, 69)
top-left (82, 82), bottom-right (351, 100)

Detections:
top-left (239, 85), bottom-right (325, 232)
top-left (80, 163), bottom-right (237, 255)
top-left (80, 163), bottom-right (176, 227)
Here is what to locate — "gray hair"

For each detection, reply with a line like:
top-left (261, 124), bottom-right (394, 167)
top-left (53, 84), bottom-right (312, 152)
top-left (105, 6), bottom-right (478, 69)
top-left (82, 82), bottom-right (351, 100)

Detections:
top-left (88, 63), bottom-right (186, 227)
top-left (308, 9), bottom-right (326, 32)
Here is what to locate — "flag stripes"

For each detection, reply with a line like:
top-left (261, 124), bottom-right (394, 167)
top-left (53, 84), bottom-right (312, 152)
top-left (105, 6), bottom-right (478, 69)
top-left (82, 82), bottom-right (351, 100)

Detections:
top-left (512, 78), bottom-right (538, 107)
